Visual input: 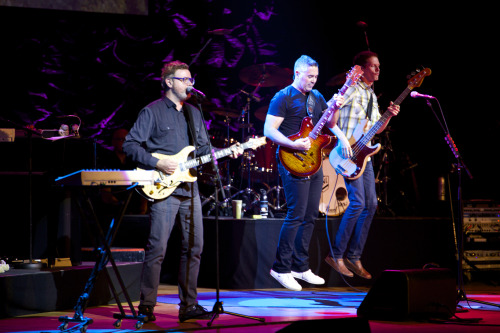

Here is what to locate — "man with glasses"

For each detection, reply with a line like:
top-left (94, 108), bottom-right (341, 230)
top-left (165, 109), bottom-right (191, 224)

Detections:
top-left (263, 55), bottom-right (349, 291)
top-left (123, 60), bottom-right (242, 322)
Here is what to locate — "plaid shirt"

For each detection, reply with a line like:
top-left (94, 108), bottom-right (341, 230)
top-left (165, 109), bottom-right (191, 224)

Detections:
top-left (337, 81), bottom-right (381, 139)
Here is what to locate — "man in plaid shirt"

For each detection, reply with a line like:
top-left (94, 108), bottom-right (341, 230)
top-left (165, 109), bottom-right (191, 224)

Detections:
top-left (325, 50), bottom-right (400, 279)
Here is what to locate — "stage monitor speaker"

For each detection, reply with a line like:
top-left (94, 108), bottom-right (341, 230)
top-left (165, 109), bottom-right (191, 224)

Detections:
top-left (357, 268), bottom-right (456, 321)
top-left (278, 317), bottom-right (370, 332)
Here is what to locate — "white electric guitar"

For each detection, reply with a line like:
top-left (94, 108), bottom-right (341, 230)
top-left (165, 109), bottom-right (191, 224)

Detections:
top-left (139, 136), bottom-right (267, 200)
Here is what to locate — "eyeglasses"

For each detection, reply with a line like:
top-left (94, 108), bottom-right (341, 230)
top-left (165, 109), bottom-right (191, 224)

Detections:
top-left (170, 77), bottom-right (195, 85)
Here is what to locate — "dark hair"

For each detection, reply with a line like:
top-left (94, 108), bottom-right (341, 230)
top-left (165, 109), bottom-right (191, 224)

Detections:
top-left (353, 50), bottom-right (378, 67)
top-left (160, 60), bottom-right (189, 89)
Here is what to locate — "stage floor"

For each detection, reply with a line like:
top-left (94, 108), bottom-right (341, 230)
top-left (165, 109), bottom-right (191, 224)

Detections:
top-left (1, 282), bottom-right (499, 333)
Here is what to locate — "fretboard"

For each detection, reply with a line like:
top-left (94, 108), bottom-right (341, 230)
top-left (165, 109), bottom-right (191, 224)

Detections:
top-left (180, 141), bottom-right (254, 171)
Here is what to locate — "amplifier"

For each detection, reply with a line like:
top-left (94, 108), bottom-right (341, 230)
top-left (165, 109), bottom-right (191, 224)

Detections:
top-left (463, 202), bottom-right (500, 234)
top-left (463, 250), bottom-right (500, 270)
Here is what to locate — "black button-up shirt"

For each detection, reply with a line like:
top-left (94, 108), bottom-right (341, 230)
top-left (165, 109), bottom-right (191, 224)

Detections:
top-left (123, 96), bottom-right (211, 197)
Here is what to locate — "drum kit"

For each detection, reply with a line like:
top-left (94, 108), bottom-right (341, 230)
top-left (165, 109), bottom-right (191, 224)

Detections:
top-left (199, 64), bottom-right (291, 217)
top-left (198, 64), bottom-right (360, 218)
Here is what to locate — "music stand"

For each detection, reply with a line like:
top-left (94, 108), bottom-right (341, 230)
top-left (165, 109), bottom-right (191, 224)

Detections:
top-left (421, 98), bottom-right (499, 310)
top-left (195, 98), bottom-right (265, 326)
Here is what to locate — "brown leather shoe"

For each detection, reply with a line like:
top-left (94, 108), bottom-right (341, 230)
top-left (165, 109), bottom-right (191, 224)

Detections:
top-left (344, 259), bottom-right (372, 279)
top-left (325, 255), bottom-right (353, 277)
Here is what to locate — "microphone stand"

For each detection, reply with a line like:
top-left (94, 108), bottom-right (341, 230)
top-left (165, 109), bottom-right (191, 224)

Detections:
top-left (423, 99), bottom-right (499, 310)
top-left (189, 37), bottom-right (213, 67)
top-left (195, 99), bottom-right (265, 326)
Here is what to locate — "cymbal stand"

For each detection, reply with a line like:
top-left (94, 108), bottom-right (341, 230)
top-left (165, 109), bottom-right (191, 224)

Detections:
top-left (266, 173), bottom-right (286, 212)
top-left (374, 131), bottom-right (395, 216)
top-left (202, 115), bottom-right (239, 216)
top-left (204, 184), bottom-right (239, 217)
top-left (421, 98), bottom-right (499, 310)
top-left (220, 114), bottom-right (238, 215)
top-left (237, 84), bottom-right (261, 213)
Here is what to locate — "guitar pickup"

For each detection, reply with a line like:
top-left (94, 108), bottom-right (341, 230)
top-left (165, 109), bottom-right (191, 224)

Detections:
top-left (292, 152), bottom-right (305, 162)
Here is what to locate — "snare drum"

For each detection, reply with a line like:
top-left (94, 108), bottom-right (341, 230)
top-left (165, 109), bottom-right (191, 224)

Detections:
top-left (319, 160), bottom-right (349, 216)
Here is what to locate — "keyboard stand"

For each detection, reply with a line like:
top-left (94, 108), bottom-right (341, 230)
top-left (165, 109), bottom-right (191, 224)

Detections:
top-left (58, 186), bottom-right (146, 332)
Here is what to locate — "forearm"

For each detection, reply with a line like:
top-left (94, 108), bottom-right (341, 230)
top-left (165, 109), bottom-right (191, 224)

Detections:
top-left (264, 126), bottom-right (295, 149)
top-left (328, 124), bottom-right (349, 143)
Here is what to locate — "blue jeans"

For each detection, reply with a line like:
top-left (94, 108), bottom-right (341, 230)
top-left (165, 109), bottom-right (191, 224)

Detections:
top-left (139, 193), bottom-right (203, 308)
top-left (333, 161), bottom-right (377, 261)
top-left (272, 161), bottom-right (323, 273)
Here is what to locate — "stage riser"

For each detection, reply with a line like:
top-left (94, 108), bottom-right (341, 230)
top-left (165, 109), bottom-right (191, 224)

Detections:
top-left (0, 216), bottom-right (456, 318)
top-left (84, 215), bottom-right (457, 289)
top-left (148, 216), bottom-right (455, 289)
top-left (0, 262), bottom-right (141, 318)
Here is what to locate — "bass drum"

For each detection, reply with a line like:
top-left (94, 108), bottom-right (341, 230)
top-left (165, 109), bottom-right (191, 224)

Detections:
top-left (319, 159), bottom-right (350, 216)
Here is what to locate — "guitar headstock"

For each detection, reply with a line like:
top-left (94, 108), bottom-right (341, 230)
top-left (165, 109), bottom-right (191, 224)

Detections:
top-left (407, 68), bottom-right (431, 89)
top-left (345, 65), bottom-right (364, 87)
top-left (247, 136), bottom-right (267, 150)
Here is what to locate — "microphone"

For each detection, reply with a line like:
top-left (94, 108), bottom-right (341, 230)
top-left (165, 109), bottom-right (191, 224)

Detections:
top-left (186, 86), bottom-right (206, 99)
top-left (410, 91), bottom-right (436, 99)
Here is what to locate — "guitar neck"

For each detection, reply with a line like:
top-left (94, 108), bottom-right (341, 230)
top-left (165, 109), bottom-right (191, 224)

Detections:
top-left (309, 78), bottom-right (355, 140)
top-left (181, 141), bottom-right (254, 170)
top-left (357, 85), bottom-right (411, 146)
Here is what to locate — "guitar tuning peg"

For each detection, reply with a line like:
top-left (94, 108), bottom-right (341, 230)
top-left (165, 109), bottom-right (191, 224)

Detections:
top-left (415, 68), bottom-right (421, 73)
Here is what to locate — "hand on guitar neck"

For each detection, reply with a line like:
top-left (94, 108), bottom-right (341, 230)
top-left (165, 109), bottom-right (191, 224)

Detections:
top-left (155, 142), bottom-right (244, 175)
top-left (379, 101), bottom-right (400, 132)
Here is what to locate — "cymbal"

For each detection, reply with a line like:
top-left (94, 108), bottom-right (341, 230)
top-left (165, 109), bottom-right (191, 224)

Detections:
top-left (239, 64), bottom-right (292, 87)
top-left (210, 108), bottom-right (240, 118)
top-left (254, 105), bottom-right (269, 122)
top-left (326, 71), bottom-right (347, 86)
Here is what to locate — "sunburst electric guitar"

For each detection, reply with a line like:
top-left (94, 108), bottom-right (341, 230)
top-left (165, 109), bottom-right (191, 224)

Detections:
top-left (330, 68), bottom-right (432, 180)
top-left (278, 65), bottom-right (364, 177)
top-left (139, 136), bottom-right (267, 200)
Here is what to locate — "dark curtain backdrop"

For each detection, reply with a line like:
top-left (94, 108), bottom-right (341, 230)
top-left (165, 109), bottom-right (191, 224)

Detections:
top-left (0, 1), bottom-right (497, 226)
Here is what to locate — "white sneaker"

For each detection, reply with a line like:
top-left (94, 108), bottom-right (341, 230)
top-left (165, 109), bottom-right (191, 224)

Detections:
top-left (0, 260), bottom-right (8, 273)
top-left (270, 269), bottom-right (302, 291)
top-left (291, 269), bottom-right (325, 285)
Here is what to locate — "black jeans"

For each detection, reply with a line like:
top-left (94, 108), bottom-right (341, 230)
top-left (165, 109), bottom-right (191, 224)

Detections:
top-left (272, 161), bottom-right (323, 273)
top-left (139, 194), bottom-right (203, 308)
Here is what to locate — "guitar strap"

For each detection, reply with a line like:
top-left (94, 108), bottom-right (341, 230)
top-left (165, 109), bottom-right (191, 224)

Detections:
top-left (366, 92), bottom-right (373, 120)
top-left (306, 91), bottom-right (315, 117)
top-left (182, 104), bottom-right (198, 158)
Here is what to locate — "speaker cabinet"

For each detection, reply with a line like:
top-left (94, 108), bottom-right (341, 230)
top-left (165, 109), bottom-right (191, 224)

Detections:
top-left (357, 268), bottom-right (456, 320)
